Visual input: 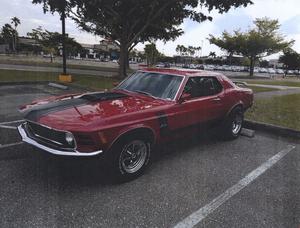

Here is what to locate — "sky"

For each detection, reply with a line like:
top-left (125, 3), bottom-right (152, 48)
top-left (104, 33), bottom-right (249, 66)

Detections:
top-left (1, 0), bottom-right (300, 59)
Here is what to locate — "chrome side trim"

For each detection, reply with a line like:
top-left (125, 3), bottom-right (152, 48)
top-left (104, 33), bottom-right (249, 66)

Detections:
top-left (18, 124), bottom-right (103, 157)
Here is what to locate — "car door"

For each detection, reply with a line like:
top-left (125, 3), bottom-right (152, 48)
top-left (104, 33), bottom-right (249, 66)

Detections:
top-left (167, 76), bottom-right (225, 131)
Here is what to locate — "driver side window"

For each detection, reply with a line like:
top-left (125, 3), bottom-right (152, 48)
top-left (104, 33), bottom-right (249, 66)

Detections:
top-left (183, 77), bottom-right (223, 98)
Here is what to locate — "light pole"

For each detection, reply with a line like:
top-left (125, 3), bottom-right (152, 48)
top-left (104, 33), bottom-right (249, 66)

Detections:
top-left (58, 3), bottom-right (72, 83)
top-left (61, 9), bottom-right (67, 75)
top-left (200, 40), bottom-right (204, 58)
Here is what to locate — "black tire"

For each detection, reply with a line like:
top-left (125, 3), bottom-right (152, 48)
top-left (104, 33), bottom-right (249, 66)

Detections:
top-left (108, 135), bottom-right (152, 182)
top-left (222, 106), bottom-right (244, 140)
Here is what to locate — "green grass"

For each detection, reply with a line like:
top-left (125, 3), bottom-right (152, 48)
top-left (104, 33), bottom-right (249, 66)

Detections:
top-left (248, 86), bottom-right (279, 93)
top-left (0, 58), bottom-right (135, 74)
top-left (243, 79), bottom-right (300, 87)
top-left (246, 93), bottom-right (300, 131)
top-left (0, 69), bottom-right (117, 90)
top-left (0, 58), bottom-right (118, 72)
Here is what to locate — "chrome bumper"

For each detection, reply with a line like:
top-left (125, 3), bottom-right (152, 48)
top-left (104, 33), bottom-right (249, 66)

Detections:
top-left (18, 124), bottom-right (103, 157)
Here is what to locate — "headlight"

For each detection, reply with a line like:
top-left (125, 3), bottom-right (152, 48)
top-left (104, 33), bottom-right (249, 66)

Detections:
top-left (65, 132), bottom-right (74, 145)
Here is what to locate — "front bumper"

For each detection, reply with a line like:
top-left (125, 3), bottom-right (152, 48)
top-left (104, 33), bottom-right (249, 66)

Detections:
top-left (18, 124), bottom-right (103, 157)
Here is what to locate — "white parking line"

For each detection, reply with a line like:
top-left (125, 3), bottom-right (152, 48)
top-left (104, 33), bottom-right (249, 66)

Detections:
top-left (0, 125), bottom-right (17, 130)
top-left (0, 142), bottom-right (24, 149)
top-left (0, 119), bottom-right (24, 125)
top-left (174, 145), bottom-right (296, 228)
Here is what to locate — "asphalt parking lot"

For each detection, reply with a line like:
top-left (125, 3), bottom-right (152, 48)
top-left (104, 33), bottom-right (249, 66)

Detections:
top-left (0, 83), bottom-right (299, 228)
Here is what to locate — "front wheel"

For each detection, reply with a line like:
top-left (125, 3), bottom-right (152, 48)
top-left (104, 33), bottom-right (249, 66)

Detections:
top-left (109, 136), bottom-right (151, 182)
top-left (222, 106), bottom-right (244, 140)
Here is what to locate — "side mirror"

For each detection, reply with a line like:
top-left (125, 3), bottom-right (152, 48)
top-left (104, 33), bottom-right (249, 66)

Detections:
top-left (178, 93), bottom-right (192, 103)
top-left (113, 82), bottom-right (120, 87)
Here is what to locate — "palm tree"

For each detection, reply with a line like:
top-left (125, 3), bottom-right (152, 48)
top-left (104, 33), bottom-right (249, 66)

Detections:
top-left (209, 51), bottom-right (216, 58)
top-left (176, 45), bottom-right (184, 56)
top-left (11, 17), bottom-right (21, 52)
top-left (195, 46), bottom-right (201, 57)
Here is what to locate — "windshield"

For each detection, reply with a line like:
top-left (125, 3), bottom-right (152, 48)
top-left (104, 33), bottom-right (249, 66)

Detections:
top-left (117, 72), bottom-right (183, 100)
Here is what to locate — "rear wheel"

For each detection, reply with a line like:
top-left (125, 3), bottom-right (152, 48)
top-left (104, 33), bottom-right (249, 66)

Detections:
top-left (222, 106), bottom-right (244, 140)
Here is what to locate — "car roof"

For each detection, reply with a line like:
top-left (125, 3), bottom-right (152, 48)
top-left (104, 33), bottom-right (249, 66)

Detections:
top-left (140, 68), bottom-right (222, 77)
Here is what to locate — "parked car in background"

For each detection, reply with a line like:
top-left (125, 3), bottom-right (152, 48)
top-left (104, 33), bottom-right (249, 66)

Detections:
top-left (196, 64), bottom-right (205, 70)
top-left (156, 62), bottom-right (165, 68)
top-left (18, 68), bottom-right (253, 181)
top-left (268, 68), bottom-right (276, 74)
top-left (259, 68), bottom-right (268, 73)
top-left (276, 69), bottom-right (284, 74)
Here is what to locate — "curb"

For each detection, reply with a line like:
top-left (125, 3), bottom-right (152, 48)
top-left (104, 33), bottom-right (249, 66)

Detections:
top-left (48, 82), bottom-right (68, 90)
top-left (60, 82), bottom-right (96, 92)
top-left (0, 81), bottom-right (51, 86)
top-left (0, 81), bottom-right (96, 92)
top-left (244, 120), bottom-right (300, 139)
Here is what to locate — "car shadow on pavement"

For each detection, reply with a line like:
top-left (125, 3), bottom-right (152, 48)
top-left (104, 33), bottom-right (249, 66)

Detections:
top-left (19, 128), bottom-right (222, 188)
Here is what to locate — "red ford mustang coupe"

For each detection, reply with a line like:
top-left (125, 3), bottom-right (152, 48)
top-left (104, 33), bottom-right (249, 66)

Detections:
top-left (18, 68), bottom-right (253, 180)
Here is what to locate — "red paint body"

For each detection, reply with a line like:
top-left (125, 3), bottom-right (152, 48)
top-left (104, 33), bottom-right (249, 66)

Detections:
top-left (20, 69), bottom-right (253, 154)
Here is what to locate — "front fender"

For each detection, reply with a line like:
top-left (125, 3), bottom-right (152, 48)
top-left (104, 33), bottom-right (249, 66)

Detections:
top-left (105, 124), bottom-right (157, 153)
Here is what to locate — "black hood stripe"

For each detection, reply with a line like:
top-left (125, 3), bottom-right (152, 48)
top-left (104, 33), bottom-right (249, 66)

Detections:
top-left (22, 92), bottom-right (128, 121)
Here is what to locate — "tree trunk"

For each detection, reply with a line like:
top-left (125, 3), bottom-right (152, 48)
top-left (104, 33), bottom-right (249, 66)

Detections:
top-left (119, 42), bottom-right (128, 79)
top-left (229, 53), bottom-right (232, 66)
top-left (126, 51), bottom-right (130, 69)
top-left (12, 35), bottom-right (15, 53)
top-left (249, 57), bottom-right (255, 77)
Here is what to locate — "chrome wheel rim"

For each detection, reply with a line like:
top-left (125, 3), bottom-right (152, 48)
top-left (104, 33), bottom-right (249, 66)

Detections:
top-left (232, 112), bottom-right (243, 135)
top-left (120, 140), bottom-right (148, 174)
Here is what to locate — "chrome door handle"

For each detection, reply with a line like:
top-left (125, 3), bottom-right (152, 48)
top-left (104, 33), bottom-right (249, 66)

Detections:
top-left (212, 97), bottom-right (221, 102)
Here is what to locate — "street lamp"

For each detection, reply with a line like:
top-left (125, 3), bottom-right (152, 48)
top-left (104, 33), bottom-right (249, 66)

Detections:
top-left (200, 40), bottom-right (204, 58)
top-left (58, 0), bottom-right (72, 83)
top-left (62, 9), bottom-right (67, 75)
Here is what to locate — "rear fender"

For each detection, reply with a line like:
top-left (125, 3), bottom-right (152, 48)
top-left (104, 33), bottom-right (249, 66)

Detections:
top-left (226, 102), bottom-right (244, 117)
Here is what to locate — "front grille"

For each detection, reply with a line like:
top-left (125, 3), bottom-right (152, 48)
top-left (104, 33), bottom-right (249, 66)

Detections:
top-left (25, 121), bottom-right (75, 150)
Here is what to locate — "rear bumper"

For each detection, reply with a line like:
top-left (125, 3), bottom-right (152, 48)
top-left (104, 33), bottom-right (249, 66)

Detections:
top-left (18, 124), bottom-right (103, 157)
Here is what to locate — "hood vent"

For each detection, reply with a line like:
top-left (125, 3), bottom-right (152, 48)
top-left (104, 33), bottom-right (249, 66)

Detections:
top-left (80, 92), bottom-right (128, 101)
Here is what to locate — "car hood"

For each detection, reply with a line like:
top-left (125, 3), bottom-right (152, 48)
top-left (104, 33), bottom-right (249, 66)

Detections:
top-left (20, 91), bottom-right (170, 131)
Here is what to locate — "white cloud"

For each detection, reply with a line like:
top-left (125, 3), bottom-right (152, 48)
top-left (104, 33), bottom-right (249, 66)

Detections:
top-left (156, 0), bottom-right (300, 56)
top-left (159, 21), bottom-right (220, 56)
top-left (242, 0), bottom-right (300, 23)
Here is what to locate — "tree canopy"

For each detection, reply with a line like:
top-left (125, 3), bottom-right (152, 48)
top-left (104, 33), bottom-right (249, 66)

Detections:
top-left (144, 43), bottom-right (161, 66)
top-left (32, 0), bottom-right (253, 78)
top-left (27, 26), bottom-right (83, 61)
top-left (209, 18), bottom-right (294, 76)
top-left (11, 17), bottom-right (21, 29)
top-left (10, 17), bottom-right (21, 52)
top-left (279, 49), bottom-right (300, 71)
top-left (176, 45), bottom-right (201, 57)
top-left (0, 24), bottom-right (16, 51)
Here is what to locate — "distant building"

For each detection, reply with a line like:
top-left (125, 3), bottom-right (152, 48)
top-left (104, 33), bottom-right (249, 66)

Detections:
top-left (79, 39), bottom-right (120, 60)
top-left (18, 37), bottom-right (40, 46)
top-left (269, 59), bottom-right (283, 68)
top-left (94, 39), bottom-right (119, 52)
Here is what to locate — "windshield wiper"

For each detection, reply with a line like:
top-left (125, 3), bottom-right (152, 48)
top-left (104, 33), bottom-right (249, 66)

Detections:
top-left (133, 90), bottom-right (156, 99)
